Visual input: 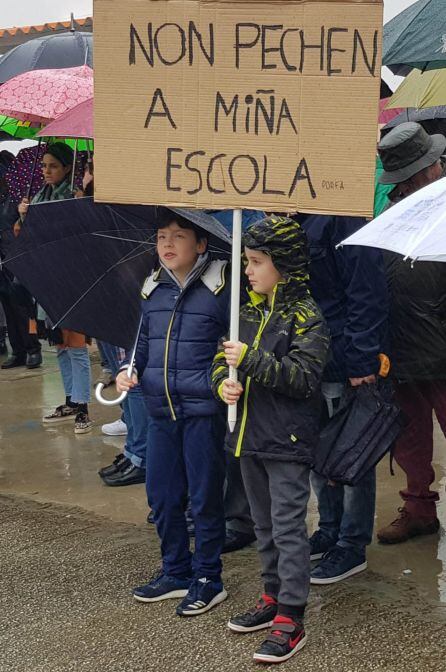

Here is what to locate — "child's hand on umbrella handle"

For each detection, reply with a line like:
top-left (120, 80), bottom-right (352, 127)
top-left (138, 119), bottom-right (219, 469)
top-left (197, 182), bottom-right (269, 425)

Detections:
top-left (116, 369), bottom-right (138, 392)
top-left (222, 379), bottom-right (243, 405)
top-left (18, 198), bottom-right (29, 217)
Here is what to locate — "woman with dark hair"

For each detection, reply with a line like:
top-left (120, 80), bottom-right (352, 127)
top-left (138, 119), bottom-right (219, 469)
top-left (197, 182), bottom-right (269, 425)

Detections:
top-left (17, 143), bottom-right (93, 434)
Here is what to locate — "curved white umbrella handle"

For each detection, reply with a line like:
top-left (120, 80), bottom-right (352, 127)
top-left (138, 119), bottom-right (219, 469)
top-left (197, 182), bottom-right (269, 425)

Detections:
top-left (95, 383), bottom-right (128, 406)
top-left (94, 316), bottom-right (143, 408)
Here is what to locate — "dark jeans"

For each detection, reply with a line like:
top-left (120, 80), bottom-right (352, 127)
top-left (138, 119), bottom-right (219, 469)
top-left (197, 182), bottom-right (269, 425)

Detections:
top-left (99, 341), bottom-right (147, 469)
top-left (394, 380), bottom-right (446, 519)
top-left (311, 382), bottom-right (376, 554)
top-left (146, 414), bottom-right (226, 580)
top-left (1, 291), bottom-right (41, 357)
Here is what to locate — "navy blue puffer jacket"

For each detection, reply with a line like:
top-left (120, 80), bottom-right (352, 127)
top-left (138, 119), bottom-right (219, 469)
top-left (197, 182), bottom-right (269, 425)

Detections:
top-left (134, 260), bottom-right (230, 419)
top-left (299, 214), bottom-right (389, 383)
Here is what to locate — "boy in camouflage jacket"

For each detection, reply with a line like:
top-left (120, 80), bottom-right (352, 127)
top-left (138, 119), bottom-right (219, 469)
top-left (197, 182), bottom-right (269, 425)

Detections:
top-left (211, 215), bottom-right (329, 664)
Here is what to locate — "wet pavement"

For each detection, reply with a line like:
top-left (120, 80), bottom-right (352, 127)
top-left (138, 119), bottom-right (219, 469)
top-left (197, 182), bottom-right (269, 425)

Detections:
top-left (1, 348), bottom-right (446, 671)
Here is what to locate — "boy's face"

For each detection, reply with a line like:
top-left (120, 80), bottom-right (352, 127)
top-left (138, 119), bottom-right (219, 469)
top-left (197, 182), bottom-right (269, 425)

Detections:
top-left (244, 247), bottom-right (283, 295)
top-left (157, 222), bottom-right (207, 276)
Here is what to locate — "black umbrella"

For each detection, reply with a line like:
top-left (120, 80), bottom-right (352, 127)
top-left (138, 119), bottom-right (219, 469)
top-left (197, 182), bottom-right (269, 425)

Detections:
top-left (313, 380), bottom-right (405, 486)
top-left (0, 31), bottom-right (93, 84)
top-left (3, 197), bottom-right (231, 349)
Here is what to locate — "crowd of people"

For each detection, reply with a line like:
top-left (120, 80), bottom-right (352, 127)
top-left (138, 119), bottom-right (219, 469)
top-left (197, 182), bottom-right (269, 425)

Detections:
top-left (0, 119), bottom-right (445, 663)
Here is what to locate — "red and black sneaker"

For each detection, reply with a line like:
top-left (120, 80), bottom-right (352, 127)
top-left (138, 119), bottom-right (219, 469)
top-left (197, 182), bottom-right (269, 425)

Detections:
top-left (227, 594), bottom-right (277, 633)
top-left (253, 615), bottom-right (307, 664)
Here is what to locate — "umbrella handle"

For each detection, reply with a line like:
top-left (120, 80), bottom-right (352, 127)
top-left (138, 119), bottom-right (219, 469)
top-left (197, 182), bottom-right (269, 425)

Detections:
top-left (95, 383), bottom-right (127, 406)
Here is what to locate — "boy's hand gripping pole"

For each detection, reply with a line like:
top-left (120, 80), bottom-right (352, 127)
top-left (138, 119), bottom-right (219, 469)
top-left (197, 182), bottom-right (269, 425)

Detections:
top-left (95, 316), bottom-right (143, 407)
top-left (228, 209), bottom-right (242, 432)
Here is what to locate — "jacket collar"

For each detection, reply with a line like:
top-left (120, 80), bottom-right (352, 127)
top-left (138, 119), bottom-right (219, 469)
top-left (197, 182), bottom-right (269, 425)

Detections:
top-left (247, 276), bottom-right (308, 309)
top-left (159, 253), bottom-right (210, 289)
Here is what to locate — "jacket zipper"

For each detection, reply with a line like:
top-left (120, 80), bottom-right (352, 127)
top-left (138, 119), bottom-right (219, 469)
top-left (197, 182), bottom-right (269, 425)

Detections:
top-left (235, 288), bottom-right (277, 457)
top-left (164, 305), bottom-right (178, 421)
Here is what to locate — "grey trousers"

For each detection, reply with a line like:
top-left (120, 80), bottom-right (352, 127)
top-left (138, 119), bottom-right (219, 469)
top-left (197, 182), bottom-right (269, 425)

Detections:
top-left (240, 455), bottom-right (311, 610)
top-left (225, 451), bottom-right (254, 535)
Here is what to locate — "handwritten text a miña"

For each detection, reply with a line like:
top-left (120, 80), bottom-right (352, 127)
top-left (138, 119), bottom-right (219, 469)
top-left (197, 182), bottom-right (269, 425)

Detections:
top-left (129, 21), bottom-right (378, 76)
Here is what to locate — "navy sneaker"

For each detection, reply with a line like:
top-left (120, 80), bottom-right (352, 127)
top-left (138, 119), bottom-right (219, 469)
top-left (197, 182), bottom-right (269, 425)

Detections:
top-left (176, 577), bottom-right (227, 616)
top-left (253, 616), bottom-right (307, 663)
top-left (228, 594), bottom-right (277, 633)
top-left (309, 529), bottom-right (336, 561)
top-left (310, 546), bottom-right (367, 585)
top-left (133, 569), bottom-right (191, 603)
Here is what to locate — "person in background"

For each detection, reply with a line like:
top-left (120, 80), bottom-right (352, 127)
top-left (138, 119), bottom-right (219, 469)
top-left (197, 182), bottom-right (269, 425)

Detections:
top-left (376, 122), bottom-right (446, 544)
top-left (0, 150), bottom-right (42, 369)
top-left (297, 211), bottom-right (389, 584)
top-left (17, 143), bottom-right (93, 434)
top-left (212, 216), bottom-right (329, 664)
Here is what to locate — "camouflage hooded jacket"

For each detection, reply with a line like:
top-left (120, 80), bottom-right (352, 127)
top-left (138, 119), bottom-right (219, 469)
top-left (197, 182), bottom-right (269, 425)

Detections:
top-left (211, 216), bottom-right (330, 463)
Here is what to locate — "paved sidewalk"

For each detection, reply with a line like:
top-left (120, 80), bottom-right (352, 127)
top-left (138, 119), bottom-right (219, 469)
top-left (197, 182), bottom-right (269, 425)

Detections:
top-left (1, 494), bottom-right (445, 672)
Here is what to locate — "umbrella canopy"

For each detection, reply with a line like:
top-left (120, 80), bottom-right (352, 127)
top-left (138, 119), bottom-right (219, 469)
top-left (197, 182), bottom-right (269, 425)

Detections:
top-left (3, 198), bottom-right (231, 349)
top-left (383, 0), bottom-right (446, 74)
top-left (378, 98), bottom-right (403, 125)
top-left (383, 105), bottom-right (446, 128)
top-left (37, 98), bottom-right (93, 139)
top-left (0, 65), bottom-right (93, 124)
top-left (0, 115), bottom-right (93, 150)
top-left (339, 176), bottom-right (446, 262)
top-left (385, 68), bottom-right (446, 110)
top-left (0, 114), bottom-right (38, 139)
top-left (0, 31), bottom-right (93, 84)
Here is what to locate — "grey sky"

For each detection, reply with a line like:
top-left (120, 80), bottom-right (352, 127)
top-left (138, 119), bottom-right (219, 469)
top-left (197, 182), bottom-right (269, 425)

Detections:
top-left (1, 1), bottom-right (93, 28)
top-left (0, 0), bottom-right (418, 30)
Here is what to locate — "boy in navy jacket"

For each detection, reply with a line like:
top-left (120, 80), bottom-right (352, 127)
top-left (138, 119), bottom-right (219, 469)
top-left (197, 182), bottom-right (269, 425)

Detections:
top-left (117, 212), bottom-right (230, 616)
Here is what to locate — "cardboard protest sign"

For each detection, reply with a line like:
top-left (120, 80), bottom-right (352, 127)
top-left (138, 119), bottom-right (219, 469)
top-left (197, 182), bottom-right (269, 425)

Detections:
top-left (94, 0), bottom-right (383, 216)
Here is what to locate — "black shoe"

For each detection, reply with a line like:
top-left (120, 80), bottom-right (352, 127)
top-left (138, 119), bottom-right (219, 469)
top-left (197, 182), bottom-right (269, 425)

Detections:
top-left (98, 453), bottom-right (128, 478)
top-left (102, 463), bottom-right (145, 487)
top-left (26, 352), bottom-right (42, 369)
top-left (147, 510), bottom-right (155, 525)
top-left (228, 594), bottom-right (278, 633)
top-left (222, 530), bottom-right (256, 554)
top-left (1, 355), bottom-right (26, 369)
top-left (309, 529), bottom-right (336, 561)
top-left (253, 616), bottom-right (307, 663)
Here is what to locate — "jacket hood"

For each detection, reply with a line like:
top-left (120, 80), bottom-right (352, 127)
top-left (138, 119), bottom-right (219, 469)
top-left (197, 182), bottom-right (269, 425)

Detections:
top-left (242, 215), bottom-right (310, 287)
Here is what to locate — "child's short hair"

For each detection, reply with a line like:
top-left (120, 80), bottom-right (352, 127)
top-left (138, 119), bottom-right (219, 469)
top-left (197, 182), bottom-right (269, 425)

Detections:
top-left (156, 210), bottom-right (209, 244)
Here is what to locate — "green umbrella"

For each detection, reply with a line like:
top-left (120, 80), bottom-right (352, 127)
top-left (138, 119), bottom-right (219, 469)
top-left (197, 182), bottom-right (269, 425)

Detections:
top-left (383, 0), bottom-right (446, 73)
top-left (0, 115), bottom-right (93, 150)
top-left (0, 114), bottom-right (38, 139)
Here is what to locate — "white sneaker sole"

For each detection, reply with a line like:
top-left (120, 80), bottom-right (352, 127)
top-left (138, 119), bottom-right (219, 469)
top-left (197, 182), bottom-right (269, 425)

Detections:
top-left (310, 560), bottom-right (368, 585)
top-left (253, 634), bottom-right (307, 663)
top-left (228, 619), bottom-right (274, 633)
top-left (178, 589), bottom-right (228, 616)
top-left (133, 588), bottom-right (189, 603)
top-left (102, 428), bottom-right (127, 436)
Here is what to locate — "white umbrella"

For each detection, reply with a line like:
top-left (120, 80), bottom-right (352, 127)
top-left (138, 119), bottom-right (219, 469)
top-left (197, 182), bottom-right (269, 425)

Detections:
top-left (339, 177), bottom-right (446, 261)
